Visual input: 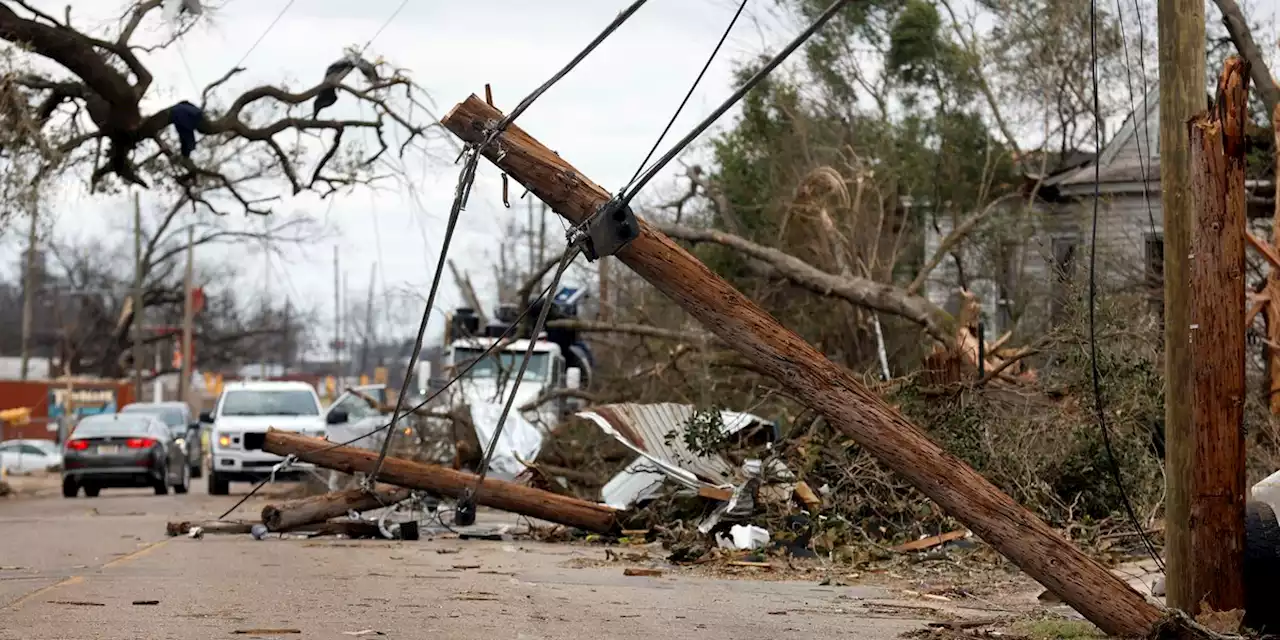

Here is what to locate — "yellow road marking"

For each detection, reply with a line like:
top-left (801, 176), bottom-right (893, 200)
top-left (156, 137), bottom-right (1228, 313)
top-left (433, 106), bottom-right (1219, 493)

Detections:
top-left (6, 538), bottom-right (173, 611)
top-left (102, 538), bottom-right (171, 569)
top-left (5, 575), bottom-right (83, 611)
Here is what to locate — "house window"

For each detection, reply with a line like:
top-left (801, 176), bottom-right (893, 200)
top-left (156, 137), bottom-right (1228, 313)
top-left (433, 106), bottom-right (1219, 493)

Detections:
top-left (997, 242), bottom-right (1018, 333)
top-left (1144, 232), bottom-right (1164, 320)
top-left (1050, 236), bottom-right (1078, 325)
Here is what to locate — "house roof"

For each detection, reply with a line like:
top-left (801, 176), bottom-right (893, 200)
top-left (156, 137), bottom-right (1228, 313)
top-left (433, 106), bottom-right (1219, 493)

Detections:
top-left (1052, 85), bottom-right (1160, 187)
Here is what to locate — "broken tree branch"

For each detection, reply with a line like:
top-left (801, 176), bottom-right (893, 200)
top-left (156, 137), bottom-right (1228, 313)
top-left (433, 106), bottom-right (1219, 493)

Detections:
top-left (1209, 0), bottom-right (1280, 114)
top-left (656, 222), bottom-right (955, 346)
top-left (544, 318), bottom-right (711, 343)
top-left (441, 94), bottom-right (1162, 637)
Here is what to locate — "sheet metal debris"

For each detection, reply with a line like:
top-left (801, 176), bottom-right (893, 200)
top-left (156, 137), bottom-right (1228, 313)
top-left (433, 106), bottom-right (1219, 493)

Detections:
top-left (576, 403), bottom-right (778, 509)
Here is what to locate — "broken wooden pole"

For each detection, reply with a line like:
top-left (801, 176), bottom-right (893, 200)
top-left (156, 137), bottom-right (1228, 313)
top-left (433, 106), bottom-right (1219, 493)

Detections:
top-left (261, 486), bottom-right (412, 532)
top-left (1170, 56), bottom-right (1249, 614)
top-left (261, 429), bottom-right (618, 533)
top-left (441, 95), bottom-right (1162, 636)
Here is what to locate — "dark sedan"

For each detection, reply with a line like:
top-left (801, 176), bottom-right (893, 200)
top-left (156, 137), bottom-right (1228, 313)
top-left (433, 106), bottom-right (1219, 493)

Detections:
top-left (61, 413), bottom-right (190, 498)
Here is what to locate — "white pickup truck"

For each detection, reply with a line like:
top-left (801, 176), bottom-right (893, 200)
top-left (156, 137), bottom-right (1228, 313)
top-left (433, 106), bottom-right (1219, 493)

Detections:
top-left (202, 380), bottom-right (326, 495)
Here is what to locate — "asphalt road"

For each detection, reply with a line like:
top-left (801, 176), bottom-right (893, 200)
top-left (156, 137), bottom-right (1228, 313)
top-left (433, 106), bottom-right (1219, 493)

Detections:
top-left (0, 478), bottom-right (956, 640)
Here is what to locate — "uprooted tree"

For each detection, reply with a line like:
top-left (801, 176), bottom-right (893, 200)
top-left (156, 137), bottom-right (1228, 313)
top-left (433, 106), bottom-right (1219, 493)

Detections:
top-left (0, 0), bottom-right (446, 217)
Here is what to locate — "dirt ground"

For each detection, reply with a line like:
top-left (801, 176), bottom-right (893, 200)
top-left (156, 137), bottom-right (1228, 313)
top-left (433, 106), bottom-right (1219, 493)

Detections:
top-left (0, 473), bottom-right (1156, 639)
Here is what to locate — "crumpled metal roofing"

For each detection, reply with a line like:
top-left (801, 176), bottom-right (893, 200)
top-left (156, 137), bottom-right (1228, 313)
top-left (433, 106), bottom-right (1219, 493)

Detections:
top-left (576, 403), bottom-right (775, 509)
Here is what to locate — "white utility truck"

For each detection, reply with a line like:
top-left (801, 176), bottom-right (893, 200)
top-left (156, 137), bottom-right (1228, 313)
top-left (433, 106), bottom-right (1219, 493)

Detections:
top-left (439, 290), bottom-right (594, 476)
top-left (203, 380), bottom-right (326, 495)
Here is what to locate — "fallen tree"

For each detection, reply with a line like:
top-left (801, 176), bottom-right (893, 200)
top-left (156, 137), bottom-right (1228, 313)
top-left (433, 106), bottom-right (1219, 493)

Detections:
top-left (261, 429), bottom-right (618, 533)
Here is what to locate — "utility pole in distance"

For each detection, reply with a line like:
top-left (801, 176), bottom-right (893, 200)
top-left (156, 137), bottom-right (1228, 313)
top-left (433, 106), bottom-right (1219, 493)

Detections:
top-left (332, 245), bottom-right (340, 388)
top-left (132, 193), bottom-right (144, 401)
top-left (1159, 0), bottom-right (1206, 613)
top-left (179, 226), bottom-right (195, 405)
top-left (19, 195), bottom-right (38, 380)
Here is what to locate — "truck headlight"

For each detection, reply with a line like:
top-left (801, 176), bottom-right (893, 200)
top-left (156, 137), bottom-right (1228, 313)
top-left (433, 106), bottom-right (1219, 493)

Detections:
top-left (217, 434), bottom-right (232, 448)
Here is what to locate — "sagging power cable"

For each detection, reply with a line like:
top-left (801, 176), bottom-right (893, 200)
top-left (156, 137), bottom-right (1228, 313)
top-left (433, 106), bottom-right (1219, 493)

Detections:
top-left (619, 0), bottom-right (854, 207)
top-left (1087, 0), bottom-right (1165, 571)
top-left (623, 0), bottom-right (748, 191)
top-left (454, 243), bottom-right (583, 525)
top-left (362, 0), bottom-right (654, 490)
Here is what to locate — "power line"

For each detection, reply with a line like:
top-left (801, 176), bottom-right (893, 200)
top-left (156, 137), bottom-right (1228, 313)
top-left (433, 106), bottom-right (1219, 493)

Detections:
top-left (360, 0), bottom-right (411, 54)
top-left (1087, 0), bottom-right (1165, 573)
top-left (620, 0), bottom-right (853, 207)
top-left (494, 0), bottom-right (652, 132)
top-left (232, 0), bottom-right (297, 71)
top-left (1114, 0), bottom-right (1157, 237)
top-left (623, 0), bottom-right (749, 191)
top-left (462, 244), bottom-right (582, 515)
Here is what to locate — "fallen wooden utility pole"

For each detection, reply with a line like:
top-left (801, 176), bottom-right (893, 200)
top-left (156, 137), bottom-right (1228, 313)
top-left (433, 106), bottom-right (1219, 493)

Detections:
top-left (261, 430), bottom-right (618, 533)
top-left (166, 518), bottom-right (384, 539)
top-left (261, 486), bottom-right (412, 532)
top-left (1176, 56), bottom-right (1249, 614)
top-left (441, 96), bottom-right (1162, 637)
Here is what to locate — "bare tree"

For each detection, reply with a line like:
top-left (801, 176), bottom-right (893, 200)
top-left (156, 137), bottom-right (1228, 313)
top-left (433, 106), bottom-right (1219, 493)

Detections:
top-left (0, 1), bottom-right (446, 216)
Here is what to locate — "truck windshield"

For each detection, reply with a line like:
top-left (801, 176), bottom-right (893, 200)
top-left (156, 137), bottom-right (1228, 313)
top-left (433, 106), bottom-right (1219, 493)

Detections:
top-left (220, 390), bottom-right (320, 417)
top-left (453, 348), bottom-right (550, 382)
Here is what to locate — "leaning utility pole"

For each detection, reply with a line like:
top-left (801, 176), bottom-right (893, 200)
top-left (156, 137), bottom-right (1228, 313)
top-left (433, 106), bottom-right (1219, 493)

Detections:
top-left (179, 226), bottom-right (195, 405)
top-left (1179, 58), bottom-right (1250, 613)
top-left (19, 197), bottom-right (38, 380)
top-left (1159, 0), bottom-right (1207, 614)
top-left (132, 193), bottom-right (144, 400)
top-left (442, 96), bottom-right (1164, 637)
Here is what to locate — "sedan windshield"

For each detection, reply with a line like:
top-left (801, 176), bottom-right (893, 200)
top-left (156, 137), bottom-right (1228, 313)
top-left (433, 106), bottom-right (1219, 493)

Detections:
top-left (453, 348), bottom-right (551, 382)
top-left (220, 390), bottom-right (320, 417)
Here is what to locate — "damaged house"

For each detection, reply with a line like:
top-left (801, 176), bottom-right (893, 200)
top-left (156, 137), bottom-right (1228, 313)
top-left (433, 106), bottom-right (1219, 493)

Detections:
top-left (921, 88), bottom-right (1275, 344)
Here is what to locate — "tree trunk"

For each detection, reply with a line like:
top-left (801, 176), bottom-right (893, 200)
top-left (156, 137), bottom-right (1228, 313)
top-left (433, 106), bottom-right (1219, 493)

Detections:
top-left (1174, 56), bottom-right (1249, 614)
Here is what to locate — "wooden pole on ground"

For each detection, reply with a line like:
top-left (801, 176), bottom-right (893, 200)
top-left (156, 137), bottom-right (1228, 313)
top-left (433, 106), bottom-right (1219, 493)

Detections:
top-left (1159, 0), bottom-right (1206, 612)
top-left (261, 486), bottom-right (411, 532)
top-left (260, 429), bottom-right (618, 533)
top-left (440, 96), bottom-right (1162, 637)
top-left (1179, 56), bottom-right (1249, 614)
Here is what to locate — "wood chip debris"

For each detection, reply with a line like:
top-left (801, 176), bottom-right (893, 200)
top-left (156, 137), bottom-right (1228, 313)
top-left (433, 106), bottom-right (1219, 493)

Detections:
top-left (622, 567), bottom-right (664, 577)
top-left (232, 629), bottom-right (302, 635)
top-left (890, 529), bottom-right (969, 553)
top-left (726, 561), bottom-right (773, 569)
top-left (47, 600), bottom-right (104, 606)
top-left (132, 600), bottom-right (160, 605)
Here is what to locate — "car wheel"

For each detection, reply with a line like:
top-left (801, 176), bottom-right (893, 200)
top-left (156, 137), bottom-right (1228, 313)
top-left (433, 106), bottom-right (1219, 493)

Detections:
top-left (83, 485), bottom-right (100, 498)
top-left (173, 463), bottom-right (190, 495)
top-left (208, 471), bottom-right (229, 496)
top-left (61, 477), bottom-right (78, 498)
top-left (153, 466), bottom-right (169, 495)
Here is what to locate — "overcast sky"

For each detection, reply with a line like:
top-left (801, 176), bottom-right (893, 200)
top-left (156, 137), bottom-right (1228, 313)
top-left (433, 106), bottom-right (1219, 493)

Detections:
top-left (6, 0), bottom-right (809, 353)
